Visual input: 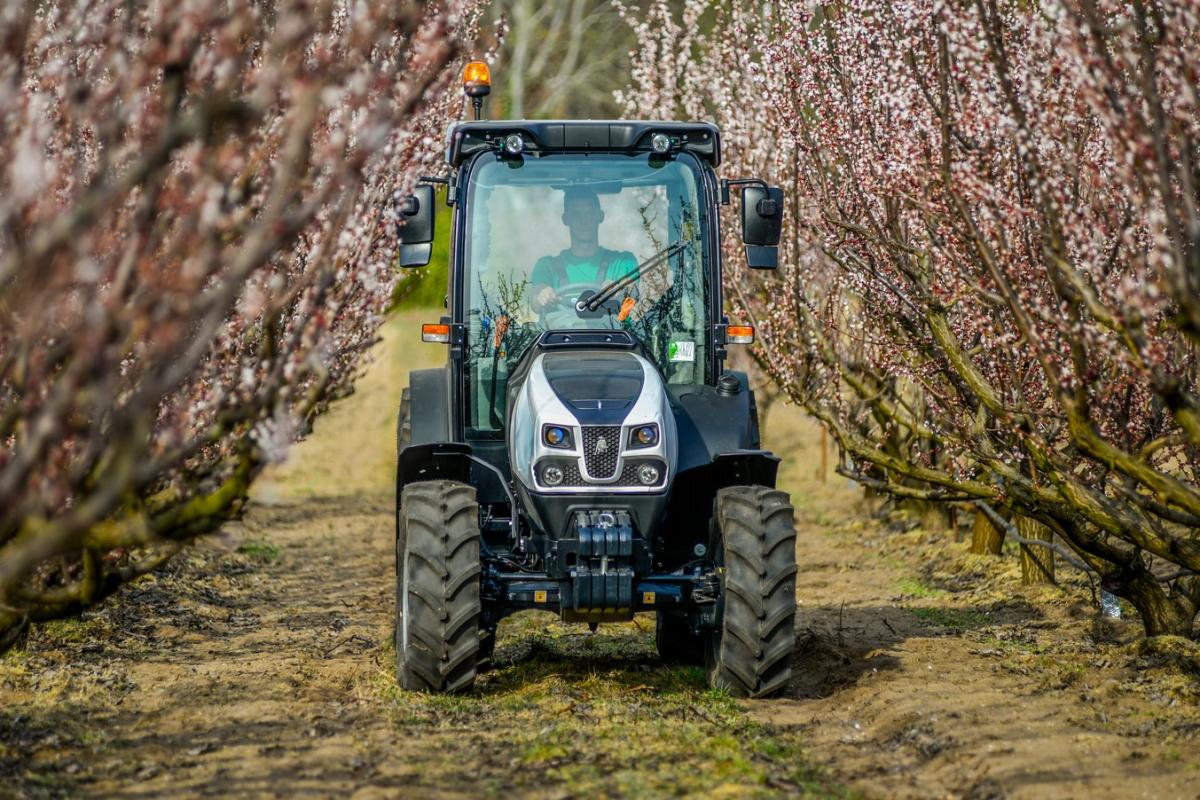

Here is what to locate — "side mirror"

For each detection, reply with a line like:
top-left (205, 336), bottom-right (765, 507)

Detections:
top-left (741, 185), bottom-right (783, 269)
top-left (396, 184), bottom-right (435, 267)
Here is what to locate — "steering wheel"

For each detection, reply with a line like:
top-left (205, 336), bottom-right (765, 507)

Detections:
top-left (540, 281), bottom-right (626, 319)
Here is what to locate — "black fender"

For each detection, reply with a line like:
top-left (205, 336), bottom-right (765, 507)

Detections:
top-left (707, 450), bottom-right (781, 489)
top-left (396, 368), bottom-right (464, 513)
top-left (407, 367), bottom-right (452, 445)
top-left (397, 442), bottom-right (473, 489)
top-left (395, 442), bottom-right (473, 550)
top-left (658, 450), bottom-right (781, 557)
top-left (672, 450), bottom-right (781, 497)
top-left (668, 373), bottom-right (759, 474)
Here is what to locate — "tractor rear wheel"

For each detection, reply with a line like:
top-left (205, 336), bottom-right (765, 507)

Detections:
top-left (704, 486), bottom-right (797, 698)
top-left (397, 387), bottom-right (412, 452)
top-left (395, 480), bottom-right (482, 693)
top-left (655, 611), bottom-right (703, 665)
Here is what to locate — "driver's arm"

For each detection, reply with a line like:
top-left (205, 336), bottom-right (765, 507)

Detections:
top-left (528, 257), bottom-right (557, 313)
top-left (611, 252), bottom-right (646, 301)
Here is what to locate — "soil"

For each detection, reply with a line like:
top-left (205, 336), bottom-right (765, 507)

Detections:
top-left (759, 409), bottom-right (1200, 799)
top-left (2, 312), bottom-right (1198, 799)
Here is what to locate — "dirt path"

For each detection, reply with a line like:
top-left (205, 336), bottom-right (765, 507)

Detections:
top-left (2, 313), bottom-right (1198, 799)
top-left (762, 412), bottom-right (1200, 799)
top-left (0, 317), bottom-right (830, 798)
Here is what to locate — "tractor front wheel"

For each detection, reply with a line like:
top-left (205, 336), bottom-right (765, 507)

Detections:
top-left (395, 480), bottom-right (482, 693)
top-left (704, 486), bottom-right (797, 698)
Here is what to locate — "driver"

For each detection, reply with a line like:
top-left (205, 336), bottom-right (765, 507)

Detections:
top-left (529, 188), bottom-right (639, 320)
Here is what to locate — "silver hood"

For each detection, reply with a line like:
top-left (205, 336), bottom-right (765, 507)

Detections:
top-left (508, 350), bottom-right (676, 494)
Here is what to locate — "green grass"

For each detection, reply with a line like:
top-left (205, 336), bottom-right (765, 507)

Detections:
top-left (236, 540), bottom-right (280, 562)
top-left (36, 615), bottom-right (112, 646)
top-left (895, 577), bottom-right (947, 599)
top-left (906, 607), bottom-right (988, 631)
top-left (373, 614), bottom-right (845, 798)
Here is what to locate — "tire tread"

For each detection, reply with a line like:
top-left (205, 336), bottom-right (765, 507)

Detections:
top-left (707, 486), bottom-right (797, 699)
top-left (396, 480), bottom-right (481, 693)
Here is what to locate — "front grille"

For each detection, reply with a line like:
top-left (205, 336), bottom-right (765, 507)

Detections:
top-left (560, 462), bottom-right (584, 485)
top-left (581, 426), bottom-right (621, 479)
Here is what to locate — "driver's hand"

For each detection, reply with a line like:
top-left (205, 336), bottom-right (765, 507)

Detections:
top-left (534, 285), bottom-right (557, 310)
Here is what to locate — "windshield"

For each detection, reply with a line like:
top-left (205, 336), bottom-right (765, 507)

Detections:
top-left (462, 152), bottom-right (710, 438)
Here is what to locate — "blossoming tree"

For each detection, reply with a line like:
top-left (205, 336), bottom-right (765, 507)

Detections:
top-left (0, 0), bottom-right (483, 649)
top-left (625, 0), bottom-right (1200, 636)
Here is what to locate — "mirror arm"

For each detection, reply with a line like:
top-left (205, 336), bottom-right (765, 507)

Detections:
top-left (417, 174), bottom-right (456, 205)
top-left (720, 177), bottom-right (769, 206)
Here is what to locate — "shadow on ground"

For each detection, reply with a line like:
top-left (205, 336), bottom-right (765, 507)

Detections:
top-left (788, 599), bottom-right (1046, 699)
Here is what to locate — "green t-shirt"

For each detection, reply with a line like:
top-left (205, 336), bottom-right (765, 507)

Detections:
top-left (531, 248), bottom-right (638, 290)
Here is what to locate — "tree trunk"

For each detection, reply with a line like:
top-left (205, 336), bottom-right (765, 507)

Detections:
top-left (920, 503), bottom-right (953, 534)
top-left (818, 427), bottom-right (828, 483)
top-left (1118, 569), bottom-right (1198, 638)
top-left (969, 511), bottom-right (1004, 555)
top-left (1018, 517), bottom-right (1055, 584)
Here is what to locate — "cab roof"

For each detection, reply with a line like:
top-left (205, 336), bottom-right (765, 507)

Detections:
top-left (445, 120), bottom-right (721, 167)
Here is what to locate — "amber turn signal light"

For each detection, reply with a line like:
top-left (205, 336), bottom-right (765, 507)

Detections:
top-left (421, 323), bottom-right (450, 344)
top-left (727, 325), bottom-right (755, 344)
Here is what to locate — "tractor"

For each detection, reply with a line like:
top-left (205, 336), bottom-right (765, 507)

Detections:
top-left (392, 62), bottom-right (796, 697)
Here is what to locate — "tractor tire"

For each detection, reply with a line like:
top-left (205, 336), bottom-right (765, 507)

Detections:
top-left (656, 611), bottom-right (703, 665)
top-left (705, 486), bottom-right (797, 698)
top-left (397, 387), bottom-right (412, 453)
top-left (395, 480), bottom-right (482, 693)
top-left (395, 387), bottom-right (412, 543)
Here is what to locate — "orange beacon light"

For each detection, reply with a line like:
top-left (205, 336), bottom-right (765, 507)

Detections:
top-left (464, 61), bottom-right (490, 97)
top-left (463, 61), bottom-right (490, 120)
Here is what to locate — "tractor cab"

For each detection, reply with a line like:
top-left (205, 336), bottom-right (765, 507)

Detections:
top-left (459, 144), bottom-right (713, 438)
top-left (390, 63), bottom-right (796, 698)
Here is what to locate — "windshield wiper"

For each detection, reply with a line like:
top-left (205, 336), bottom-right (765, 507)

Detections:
top-left (577, 241), bottom-right (689, 313)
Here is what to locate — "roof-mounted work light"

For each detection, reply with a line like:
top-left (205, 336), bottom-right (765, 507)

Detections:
top-left (503, 133), bottom-right (524, 156)
top-left (650, 133), bottom-right (671, 154)
top-left (463, 61), bottom-right (491, 120)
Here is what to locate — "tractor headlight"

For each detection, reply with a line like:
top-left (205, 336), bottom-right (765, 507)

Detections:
top-left (637, 463), bottom-right (661, 485)
top-left (542, 464), bottom-right (565, 486)
top-left (543, 424), bottom-right (573, 449)
top-left (628, 424), bottom-right (658, 448)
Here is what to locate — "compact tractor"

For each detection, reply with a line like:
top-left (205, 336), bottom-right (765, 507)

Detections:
top-left (392, 62), bottom-right (796, 697)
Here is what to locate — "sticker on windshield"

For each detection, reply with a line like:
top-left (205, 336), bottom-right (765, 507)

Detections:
top-left (668, 341), bottom-right (695, 362)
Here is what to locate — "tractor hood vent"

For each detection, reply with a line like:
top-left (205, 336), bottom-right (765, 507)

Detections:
top-left (542, 351), bottom-right (643, 426)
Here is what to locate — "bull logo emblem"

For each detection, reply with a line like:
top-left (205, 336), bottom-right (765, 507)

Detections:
top-left (595, 436), bottom-right (608, 455)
